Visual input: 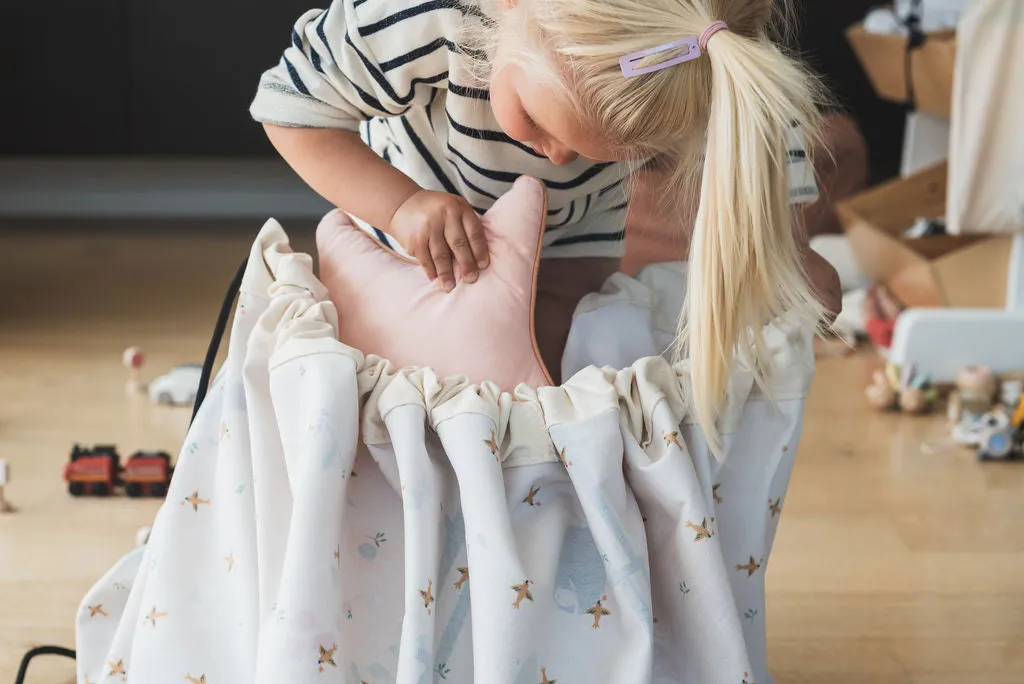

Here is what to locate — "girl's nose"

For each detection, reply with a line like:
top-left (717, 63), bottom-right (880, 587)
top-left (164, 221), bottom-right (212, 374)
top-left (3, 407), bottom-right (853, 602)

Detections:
top-left (546, 144), bottom-right (578, 166)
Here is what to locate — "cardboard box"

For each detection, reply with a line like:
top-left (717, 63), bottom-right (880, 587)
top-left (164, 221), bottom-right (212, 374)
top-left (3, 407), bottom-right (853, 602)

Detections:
top-left (845, 23), bottom-right (957, 117)
top-left (838, 163), bottom-right (1012, 309)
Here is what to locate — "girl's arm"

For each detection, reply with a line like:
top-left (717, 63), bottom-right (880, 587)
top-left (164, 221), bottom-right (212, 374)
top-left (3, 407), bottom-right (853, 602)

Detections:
top-left (263, 124), bottom-right (419, 232)
top-left (252, 2), bottom-right (488, 289)
top-left (265, 124), bottom-right (489, 290)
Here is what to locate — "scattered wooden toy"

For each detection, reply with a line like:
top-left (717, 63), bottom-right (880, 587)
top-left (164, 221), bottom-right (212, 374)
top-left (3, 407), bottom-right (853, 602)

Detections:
top-left (148, 363), bottom-right (202, 407)
top-left (975, 397), bottom-right (1024, 462)
top-left (866, 363), bottom-right (938, 414)
top-left (861, 285), bottom-right (904, 350)
top-left (121, 451), bottom-right (174, 497)
top-left (122, 347), bottom-right (146, 395)
top-left (0, 459), bottom-right (13, 513)
top-left (63, 445), bottom-right (174, 497)
top-left (947, 365), bottom-right (999, 425)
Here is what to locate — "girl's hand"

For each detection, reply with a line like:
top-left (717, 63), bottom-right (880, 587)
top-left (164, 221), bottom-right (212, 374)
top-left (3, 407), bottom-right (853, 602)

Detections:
top-left (389, 190), bottom-right (490, 292)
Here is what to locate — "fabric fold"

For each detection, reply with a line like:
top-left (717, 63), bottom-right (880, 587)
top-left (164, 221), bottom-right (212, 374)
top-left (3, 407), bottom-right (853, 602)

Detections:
top-left (250, 220), bottom-right (813, 466)
top-left (75, 221), bottom-right (814, 684)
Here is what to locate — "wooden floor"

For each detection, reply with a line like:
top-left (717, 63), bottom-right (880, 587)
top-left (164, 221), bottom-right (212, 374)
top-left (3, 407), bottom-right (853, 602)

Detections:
top-left (0, 223), bottom-right (1021, 684)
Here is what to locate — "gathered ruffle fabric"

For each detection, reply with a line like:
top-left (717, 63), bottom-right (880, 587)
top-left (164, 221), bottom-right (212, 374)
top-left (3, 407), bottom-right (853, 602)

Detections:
top-left (76, 220), bottom-right (814, 684)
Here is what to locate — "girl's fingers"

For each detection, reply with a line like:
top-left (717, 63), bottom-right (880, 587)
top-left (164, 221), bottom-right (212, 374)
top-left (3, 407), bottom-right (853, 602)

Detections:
top-left (445, 217), bottom-right (479, 285)
top-left (412, 238), bottom-right (438, 281)
top-left (428, 233), bottom-right (456, 292)
top-left (462, 211), bottom-right (490, 270)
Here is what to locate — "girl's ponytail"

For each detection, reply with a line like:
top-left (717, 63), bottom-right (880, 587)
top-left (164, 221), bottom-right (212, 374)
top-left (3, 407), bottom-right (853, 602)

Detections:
top-left (681, 27), bottom-right (824, 454)
top-left (472, 0), bottom-right (826, 455)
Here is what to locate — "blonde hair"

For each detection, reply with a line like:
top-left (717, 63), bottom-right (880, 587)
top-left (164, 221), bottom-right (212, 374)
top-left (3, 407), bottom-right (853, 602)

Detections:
top-left (467, 0), bottom-right (826, 454)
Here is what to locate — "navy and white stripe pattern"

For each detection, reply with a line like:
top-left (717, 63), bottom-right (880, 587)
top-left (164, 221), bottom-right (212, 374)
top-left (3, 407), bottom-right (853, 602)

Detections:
top-left (251, 0), bottom-right (818, 259)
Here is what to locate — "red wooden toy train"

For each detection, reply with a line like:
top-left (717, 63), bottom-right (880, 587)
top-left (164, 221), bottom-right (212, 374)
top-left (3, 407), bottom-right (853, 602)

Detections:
top-left (63, 444), bottom-right (174, 497)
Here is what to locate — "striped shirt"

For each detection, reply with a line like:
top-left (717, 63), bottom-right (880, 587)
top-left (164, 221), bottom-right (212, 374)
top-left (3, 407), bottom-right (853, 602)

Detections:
top-left (250, 0), bottom-right (819, 259)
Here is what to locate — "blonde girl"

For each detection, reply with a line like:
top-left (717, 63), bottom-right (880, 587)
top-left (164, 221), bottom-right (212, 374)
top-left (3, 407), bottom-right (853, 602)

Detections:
top-left (251, 0), bottom-right (832, 450)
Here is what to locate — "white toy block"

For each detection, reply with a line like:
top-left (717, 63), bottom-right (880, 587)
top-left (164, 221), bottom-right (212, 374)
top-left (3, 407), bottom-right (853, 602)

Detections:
top-left (889, 236), bottom-right (1024, 381)
top-left (889, 308), bottom-right (1024, 382)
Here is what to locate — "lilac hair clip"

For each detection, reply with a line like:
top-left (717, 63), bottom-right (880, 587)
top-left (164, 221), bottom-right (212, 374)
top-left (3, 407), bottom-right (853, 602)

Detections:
top-left (619, 36), bottom-right (701, 79)
top-left (619, 21), bottom-right (729, 79)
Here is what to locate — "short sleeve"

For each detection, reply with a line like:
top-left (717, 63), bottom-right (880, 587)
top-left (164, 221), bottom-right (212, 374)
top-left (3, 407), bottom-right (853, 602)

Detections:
top-left (249, 0), bottom-right (454, 131)
top-left (787, 123), bottom-right (820, 205)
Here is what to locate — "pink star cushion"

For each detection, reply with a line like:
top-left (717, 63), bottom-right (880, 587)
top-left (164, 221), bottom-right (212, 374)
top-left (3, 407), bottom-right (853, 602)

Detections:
top-left (316, 176), bottom-right (552, 391)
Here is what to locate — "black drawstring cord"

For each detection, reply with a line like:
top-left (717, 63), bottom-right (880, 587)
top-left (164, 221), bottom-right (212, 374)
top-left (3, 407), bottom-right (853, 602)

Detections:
top-left (14, 645), bottom-right (77, 684)
top-left (189, 257), bottom-right (248, 429)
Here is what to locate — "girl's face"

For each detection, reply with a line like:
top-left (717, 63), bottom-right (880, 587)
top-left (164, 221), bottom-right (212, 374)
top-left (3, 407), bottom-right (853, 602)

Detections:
top-left (490, 55), bottom-right (627, 166)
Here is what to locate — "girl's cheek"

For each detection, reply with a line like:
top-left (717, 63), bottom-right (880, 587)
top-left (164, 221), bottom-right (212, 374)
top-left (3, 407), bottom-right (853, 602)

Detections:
top-left (489, 72), bottom-right (529, 142)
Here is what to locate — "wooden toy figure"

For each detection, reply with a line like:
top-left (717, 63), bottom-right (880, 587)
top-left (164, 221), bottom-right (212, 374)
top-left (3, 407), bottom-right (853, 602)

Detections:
top-left (865, 368), bottom-right (898, 411)
top-left (0, 458), bottom-right (14, 513)
top-left (866, 363), bottom-right (937, 414)
top-left (122, 347), bottom-right (146, 395)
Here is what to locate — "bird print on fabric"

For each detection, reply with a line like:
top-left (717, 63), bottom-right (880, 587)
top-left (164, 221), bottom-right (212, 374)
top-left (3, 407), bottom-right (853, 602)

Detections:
top-left (735, 556), bottom-right (763, 577)
top-left (713, 483), bottom-right (723, 504)
top-left (686, 517), bottom-right (715, 541)
top-left (87, 604), bottom-right (108, 618)
top-left (522, 485), bottom-right (541, 507)
top-left (107, 659), bottom-right (126, 681)
top-left (585, 595), bottom-right (611, 629)
top-left (185, 675), bottom-right (207, 684)
top-left (663, 431), bottom-right (684, 450)
top-left (769, 497), bottom-right (782, 518)
top-left (540, 667), bottom-right (556, 684)
top-left (557, 446), bottom-right (572, 467)
top-left (454, 567), bottom-right (469, 590)
top-left (484, 429), bottom-right (500, 461)
top-left (511, 579), bottom-right (534, 609)
top-left (182, 491), bottom-right (210, 512)
top-left (144, 606), bottom-right (167, 627)
top-left (317, 643), bottom-right (338, 672)
top-left (420, 579), bottom-right (435, 615)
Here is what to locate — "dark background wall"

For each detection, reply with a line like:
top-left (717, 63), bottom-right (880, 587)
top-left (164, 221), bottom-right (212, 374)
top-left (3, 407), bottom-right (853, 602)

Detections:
top-left (0, 0), bottom-right (311, 156)
top-left (0, 0), bottom-right (905, 178)
top-left (794, 0), bottom-right (907, 182)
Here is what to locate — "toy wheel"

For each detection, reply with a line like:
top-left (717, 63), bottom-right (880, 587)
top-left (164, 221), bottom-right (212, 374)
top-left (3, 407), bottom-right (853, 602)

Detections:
top-left (91, 482), bottom-right (111, 496)
top-left (68, 482), bottom-right (85, 496)
top-left (157, 392), bottom-right (173, 405)
top-left (125, 482), bottom-right (142, 498)
top-left (150, 483), bottom-right (167, 497)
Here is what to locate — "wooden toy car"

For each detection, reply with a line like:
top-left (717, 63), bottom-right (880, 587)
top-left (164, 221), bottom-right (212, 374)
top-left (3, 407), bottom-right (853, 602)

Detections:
top-left (122, 451), bottom-right (173, 497)
top-left (148, 363), bottom-right (202, 407)
top-left (63, 445), bottom-right (174, 497)
top-left (64, 445), bottom-right (121, 496)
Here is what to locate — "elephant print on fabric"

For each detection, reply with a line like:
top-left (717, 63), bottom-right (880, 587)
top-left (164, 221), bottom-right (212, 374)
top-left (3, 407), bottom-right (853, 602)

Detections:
top-left (553, 526), bottom-right (607, 616)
